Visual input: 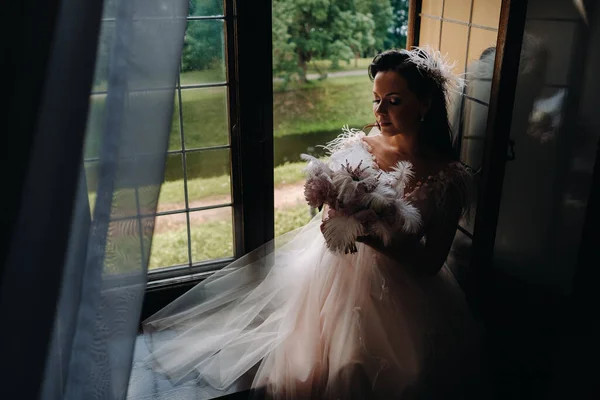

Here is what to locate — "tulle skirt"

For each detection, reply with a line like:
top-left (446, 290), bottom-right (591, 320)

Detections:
top-left (143, 215), bottom-right (482, 399)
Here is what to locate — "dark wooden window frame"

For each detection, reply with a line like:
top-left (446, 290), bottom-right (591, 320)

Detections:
top-left (140, 0), bottom-right (274, 320)
top-left (407, 0), bottom-right (529, 305)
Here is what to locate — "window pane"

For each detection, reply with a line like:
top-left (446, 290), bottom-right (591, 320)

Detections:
top-left (181, 87), bottom-right (229, 148)
top-left (149, 213), bottom-right (190, 270)
top-left (467, 27), bottom-right (498, 67)
top-left (104, 218), bottom-right (145, 275)
top-left (443, 0), bottom-right (472, 22)
top-left (440, 22), bottom-right (468, 74)
top-left (447, 226), bottom-right (472, 282)
top-left (158, 154), bottom-right (185, 213)
top-left (528, 87), bottom-right (567, 145)
top-left (186, 148), bottom-right (231, 206)
top-left (84, 94), bottom-right (106, 160)
top-left (418, 17), bottom-right (441, 49)
top-left (523, 0), bottom-right (580, 21)
top-left (84, 161), bottom-right (99, 214)
top-left (526, 20), bottom-right (576, 86)
top-left (460, 99), bottom-right (489, 170)
top-left (189, 0), bottom-right (223, 17)
top-left (421, 0), bottom-right (443, 17)
top-left (180, 20), bottom-right (226, 85)
top-left (169, 94), bottom-right (182, 151)
top-left (460, 137), bottom-right (486, 171)
top-left (460, 198), bottom-right (477, 234)
top-left (465, 29), bottom-right (497, 104)
top-left (190, 207), bottom-right (233, 263)
top-left (92, 21), bottom-right (114, 93)
top-left (472, 0), bottom-right (502, 28)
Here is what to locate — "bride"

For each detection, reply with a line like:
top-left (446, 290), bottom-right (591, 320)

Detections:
top-left (143, 47), bottom-right (483, 399)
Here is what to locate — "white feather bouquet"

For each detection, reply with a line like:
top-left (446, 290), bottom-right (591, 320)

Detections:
top-left (301, 153), bottom-right (421, 254)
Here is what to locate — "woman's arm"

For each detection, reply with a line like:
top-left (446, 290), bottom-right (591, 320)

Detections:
top-left (358, 187), bottom-right (463, 277)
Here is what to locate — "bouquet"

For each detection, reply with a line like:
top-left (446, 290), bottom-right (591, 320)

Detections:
top-left (301, 153), bottom-right (421, 254)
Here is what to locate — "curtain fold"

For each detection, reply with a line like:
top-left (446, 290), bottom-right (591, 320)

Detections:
top-left (41, 0), bottom-right (188, 398)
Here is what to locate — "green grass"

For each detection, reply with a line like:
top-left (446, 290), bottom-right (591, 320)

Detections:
top-left (179, 69), bottom-right (226, 86)
top-left (272, 75), bottom-right (374, 138)
top-left (306, 58), bottom-right (372, 74)
top-left (274, 203), bottom-right (314, 237)
top-left (148, 203), bottom-right (313, 269)
top-left (149, 216), bottom-right (233, 269)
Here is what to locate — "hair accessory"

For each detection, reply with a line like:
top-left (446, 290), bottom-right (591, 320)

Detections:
top-left (402, 45), bottom-right (466, 97)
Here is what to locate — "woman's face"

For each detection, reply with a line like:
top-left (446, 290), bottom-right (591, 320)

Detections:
top-left (372, 71), bottom-right (428, 136)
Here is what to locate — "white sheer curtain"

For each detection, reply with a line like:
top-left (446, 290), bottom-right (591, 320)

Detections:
top-left (41, 0), bottom-right (187, 398)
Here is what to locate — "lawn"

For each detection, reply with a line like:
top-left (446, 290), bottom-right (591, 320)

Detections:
top-left (272, 75), bottom-right (374, 138)
top-left (306, 57), bottom-right (372, 74)
top-left (148, 203), bottom-right (313, 269)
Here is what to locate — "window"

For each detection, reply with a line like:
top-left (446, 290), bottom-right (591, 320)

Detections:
top-left (84, 0), bottom-right (252, 285)
top-left (411, 0), bottom-right (502, 236)
top-left (271, 0), bottom-right (411, 236)
top-left (408, 0), bottom-right (503, 284)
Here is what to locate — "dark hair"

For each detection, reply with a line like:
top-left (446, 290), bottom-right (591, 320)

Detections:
top-left (368, 49), bottom-right (456, 161)
top-left (480, 46), bottom-right (496, 60)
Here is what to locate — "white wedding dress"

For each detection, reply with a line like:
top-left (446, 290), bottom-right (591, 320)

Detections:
top-left (143, 130), bottom-right (482, 399)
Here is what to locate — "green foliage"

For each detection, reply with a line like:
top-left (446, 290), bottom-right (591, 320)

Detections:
top-left (356, 0), bottom-right (394, 51)
top-left (149, 217), bottom-right (233, 269)
top-left (188, 0), bottom-right (222, 16)
top-left (181, 1), bottom-right (225, 72)
top-left (273, 0), bottom-right (301, 84)
top-left (272, 0), bottom-right (390, 82)
top-left (384, 0), bottom-right (409, 50)
top-left (181, 20), bottom-right (224, 72)
top-left (272, 74), bottom-right (374, 137)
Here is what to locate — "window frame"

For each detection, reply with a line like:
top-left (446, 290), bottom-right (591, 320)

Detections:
top-left (141, 3), bottom-right (239, 284)
top-left (406, 0), bottom-right (527, 300)
top-left (141, 0), bottom-right (274, 317)
top-left (408, 0), bottom-right (502, 246)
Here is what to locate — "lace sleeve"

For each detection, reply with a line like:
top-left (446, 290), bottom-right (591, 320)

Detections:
top-left (404, 162), bottom-right (472, 231)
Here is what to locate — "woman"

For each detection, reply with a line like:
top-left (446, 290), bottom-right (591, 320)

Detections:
top-left (143, 48), bottom-right (482, 399)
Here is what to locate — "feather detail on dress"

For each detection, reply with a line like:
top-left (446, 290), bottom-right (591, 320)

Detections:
top-left (403, 46), bottom-right (466, 97)
top-left (320, 125), bottom-right (366, 155)
top-left (302, 128), bottom-right (423, 254)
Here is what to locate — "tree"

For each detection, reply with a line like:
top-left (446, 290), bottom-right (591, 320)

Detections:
top-left (356, 0), bottom-right (394, 52)
top-left (272, 0), bottom-right (300, 84)
top-left (181, 21), bottom-right (224, 72)
top-left (181, 0), bottom-right (224, 72)
top-left (273, 0), bottom-right (391, 82)
top-left (384, 0), bottom-right (409, 50)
